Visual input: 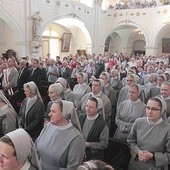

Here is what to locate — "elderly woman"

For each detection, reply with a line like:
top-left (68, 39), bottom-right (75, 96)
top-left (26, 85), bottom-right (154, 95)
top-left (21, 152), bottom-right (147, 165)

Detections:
top-left (45, 83), bottom-right (63, 120)
top-left (73, 72), bottom-right (91, 108)
top-left (109, 68), bottom-right (123, 97)
top-left (117, 74), bottom-right (145, 106)
top-left (18, 81), bottom-right (45, 140)
top-left (36, 100), bottom-right (85, 170)
top-left (0, 129), bottom-right (41, 170)
top-left (0, 91), bottom-right (17, 137)
top-left (127, 97), bottom-right (170, 170)
top-left (56, 77), bottom-right (74, 102)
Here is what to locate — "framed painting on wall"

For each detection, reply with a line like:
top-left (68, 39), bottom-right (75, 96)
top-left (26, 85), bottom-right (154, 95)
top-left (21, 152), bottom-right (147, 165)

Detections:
top-left (61, 32), bottom-right (71, 52)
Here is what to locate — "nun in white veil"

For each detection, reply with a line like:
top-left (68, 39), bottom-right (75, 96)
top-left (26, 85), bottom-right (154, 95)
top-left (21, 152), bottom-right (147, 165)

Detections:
top-left (36, 100), bottom-right (85, 170)
top-left (45, 83), bottom-right (63, 121)
top-left (0, 91), bottom-right (17, 137)
top-left (0, 129), bottom-right (41, 170)
top-left (18, 81), bottom-right (45, 140)
top-left (73, 72), bottom-right (91, 108)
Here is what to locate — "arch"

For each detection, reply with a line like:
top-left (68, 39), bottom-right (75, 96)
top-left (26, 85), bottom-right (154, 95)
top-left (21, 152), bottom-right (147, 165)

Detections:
top-left (42, 16), bottom-right (92, 55)
top-left (102, 20), bottom-right (148, 48)
top-left (133, 40), bottom-right (146, 51)
top-left (0, 5), bottom-right (24, 42)
top-left (42, 17), bottom-right (92, 45)
top-left (153, 23), bottom-right (170, 48)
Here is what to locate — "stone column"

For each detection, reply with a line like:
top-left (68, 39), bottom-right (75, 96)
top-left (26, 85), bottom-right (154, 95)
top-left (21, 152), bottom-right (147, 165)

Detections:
top-left (145, 46), bottom-right (158, 56)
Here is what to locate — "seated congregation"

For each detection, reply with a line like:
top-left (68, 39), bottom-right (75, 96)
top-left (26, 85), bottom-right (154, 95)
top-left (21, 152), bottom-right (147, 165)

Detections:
top-left (0, 53), bottom-right (170, 170)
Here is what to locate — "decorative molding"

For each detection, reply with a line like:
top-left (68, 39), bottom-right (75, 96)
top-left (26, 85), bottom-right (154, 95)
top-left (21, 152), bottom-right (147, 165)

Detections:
top-left (113, 13), bottom-right (117, 17)
top-left (163, 9), bottom-right (167, 14)
top-left (136, 12), bottom-right (140, 16)
top-left (56, 1), bottom-right (61, 6)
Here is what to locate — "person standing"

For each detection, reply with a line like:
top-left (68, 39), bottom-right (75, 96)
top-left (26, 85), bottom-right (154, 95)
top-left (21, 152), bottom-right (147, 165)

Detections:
top-left (0, 91), bottom-right (17, 137)
top-left (2, 58), bottom-right (19, 112)
top-left (47, 59), bottom-right (59, 83)
top-left (17, 59), bottom-right (30, 102)
top-left (36, 100), bottom-right (85, 170)
top-left (79, 97), bottom-right (109, 161)
top-left (128, 97), bottom-right (170, 170)
top-left (18, 81), bottom-right (45, 140)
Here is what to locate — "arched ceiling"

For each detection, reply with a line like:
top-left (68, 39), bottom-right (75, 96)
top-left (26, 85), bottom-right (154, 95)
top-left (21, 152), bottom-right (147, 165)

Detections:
top-left (54, 18), bottom-right (92, 45)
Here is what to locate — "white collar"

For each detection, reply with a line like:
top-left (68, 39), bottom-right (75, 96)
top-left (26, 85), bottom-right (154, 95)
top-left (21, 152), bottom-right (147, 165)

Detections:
top-left (28, 95), bottom-right (37, 101)
top-left (147, 117), bottom-right (163, 125)
top-left (55, 121), bottom-right (73, 130)
top-left (87, 113), bottom-right (99, 120)
top-left (161, 95), bottom-right (170, 101)
top-left (0, 104), bottom-right (8, 111)
top-left (92, 91), bottom-right (102, 97)
top-left (112, 76), bottom-right (118, 80)
top-left (129, 99), bottom-right (140, 104)
top-left (20, 160), bottom-right (31, 170)
top-left (79, 82), bottom-right (86, 86)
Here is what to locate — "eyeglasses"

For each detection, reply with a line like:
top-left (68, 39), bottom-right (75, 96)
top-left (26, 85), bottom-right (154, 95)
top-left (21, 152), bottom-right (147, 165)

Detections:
top-left (146, 106), bottom-right (161, 112)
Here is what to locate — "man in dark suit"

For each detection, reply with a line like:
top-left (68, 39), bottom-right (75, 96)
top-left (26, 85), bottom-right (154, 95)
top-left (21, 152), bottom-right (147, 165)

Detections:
top-left (28, 58), bottom-right (42, 92)
top-left (60, 60), bottom-right (71, 80)
top-left (17, 59), bottom-right (30, 102)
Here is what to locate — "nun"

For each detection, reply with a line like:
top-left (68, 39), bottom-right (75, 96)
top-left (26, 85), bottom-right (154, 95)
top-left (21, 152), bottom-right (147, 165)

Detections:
top-left (79, 97), bottom-right (109, 161)
top-left (77, 78), bottom-right (111, 126)
top-left (0, 91), bottom-right (17, 137)
top-left (111, 83), bottom-right (146, 169)
top-left (127, 97), bottom-right (170, 170)
top-left (0, 129), bottom-right (41, 170)
top-left (73, 72), bottom-right (91, 108)
top-left (45, 83), bottom-right (63, 120)
top-left (36, 100), bottom-right (85, 170)
top-left (56, 77), bottom-right (75, 103)
top-left (18, 81), bottom-right (45, 140)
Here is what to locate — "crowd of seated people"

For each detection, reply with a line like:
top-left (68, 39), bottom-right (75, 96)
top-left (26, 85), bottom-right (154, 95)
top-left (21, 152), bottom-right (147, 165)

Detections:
top-left (0, 51), bottom-right (170, 169)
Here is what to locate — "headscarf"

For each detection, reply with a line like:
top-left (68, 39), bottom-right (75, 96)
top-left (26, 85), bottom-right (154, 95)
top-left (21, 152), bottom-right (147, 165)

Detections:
top-left (103, 72), bottom-right (110, 81)
top-left (131, 74), bottom-right (139, 83)
top-left (82, 73), bottom-right (88, 84)
top-left (61, 100), bottom-right (81, 132)
top-left (129, 83), bottom-right (142, 97)
top-left (95, 97), bottom-right (105, 120)
top-left (154, 96), bottom-right (167, 119)
top-left (98, 79), bottom-right (106, 93)
top-left (24, 81), bottom-right (43, 102)
top-left (5, 129), bottom-right (41, 170)
top-left (49, 83), bottom-right (63, 96)
top-left (56, 77), bottom-right (68, 90)
top-left (0, 91), bottom-right (17, 116)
